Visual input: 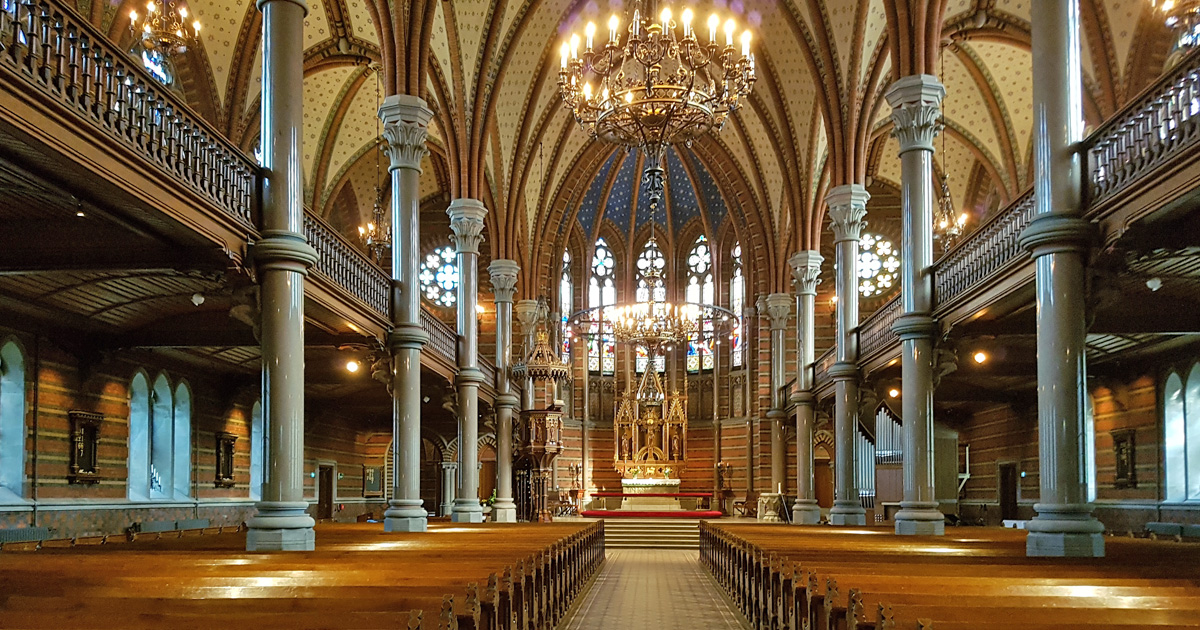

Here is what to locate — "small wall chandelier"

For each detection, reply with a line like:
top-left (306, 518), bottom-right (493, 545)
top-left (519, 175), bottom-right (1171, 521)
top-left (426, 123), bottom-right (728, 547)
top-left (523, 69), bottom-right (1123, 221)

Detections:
top-left (512, 330), bottom-right (571, 384)
top-left (1152, 1), bottom-right (1200, 57)
top-left (129, 0), bottom-right (200, 54)
top-left (557, 0), bottom-right (755, 211)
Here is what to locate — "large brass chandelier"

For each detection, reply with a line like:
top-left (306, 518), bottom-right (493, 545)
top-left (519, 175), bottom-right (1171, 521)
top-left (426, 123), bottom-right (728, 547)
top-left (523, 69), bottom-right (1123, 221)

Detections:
top-left (1152, 1), bottom-right (1200, 54)
top-left (557, 0), bottom-right (755, 210)
top-left (129, 0), bottom-right (200, 54)
top-left (610, 266), bottom-right (698, 348)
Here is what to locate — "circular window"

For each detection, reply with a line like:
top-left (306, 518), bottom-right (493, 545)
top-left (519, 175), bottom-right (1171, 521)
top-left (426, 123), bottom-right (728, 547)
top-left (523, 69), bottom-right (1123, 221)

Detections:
top-left (858, 233), bottom-right (900, 297)
top-left (419, 246), bottom-right (458, 307)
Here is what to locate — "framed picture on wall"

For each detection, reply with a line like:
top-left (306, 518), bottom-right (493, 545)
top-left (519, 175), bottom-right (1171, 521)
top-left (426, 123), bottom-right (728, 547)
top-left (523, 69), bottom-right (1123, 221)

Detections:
top-left (363, 465), bottom-right (383, 497)
top-left (1113, 429), bottom-right (1137, 489)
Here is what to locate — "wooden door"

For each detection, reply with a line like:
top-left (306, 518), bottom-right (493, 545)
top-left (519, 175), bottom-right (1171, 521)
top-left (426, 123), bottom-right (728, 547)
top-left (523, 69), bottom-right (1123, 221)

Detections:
top-left (998, 462), bottom-right (1018, 521)
top-left (815, 458), bottom-right (834, 508)
top-left (318, 466), bottom-right (334, 520)
top-left (479, 461), bottom-right (497, 502)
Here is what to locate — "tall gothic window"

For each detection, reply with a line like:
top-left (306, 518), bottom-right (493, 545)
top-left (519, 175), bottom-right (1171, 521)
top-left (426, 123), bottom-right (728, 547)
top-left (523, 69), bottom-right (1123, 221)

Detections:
top-left (420, 246), bottom-right (459, 307)
top-left (561, 250), bottom-right (573, 361)
top-left (686, 235), bottom-right (715, 372)
top-left (730, 242), bottom-right (745, 367)
top-left (858, 232), bottom-right (900, 298)
top-left (588, 239), bottom-right (616, 374)
top-left (0, 339), bottom-right (26, 503)
top-left (1165, 365), bottom-right (1200, 502)
top-left (634, 238), bottom-right (666, 301)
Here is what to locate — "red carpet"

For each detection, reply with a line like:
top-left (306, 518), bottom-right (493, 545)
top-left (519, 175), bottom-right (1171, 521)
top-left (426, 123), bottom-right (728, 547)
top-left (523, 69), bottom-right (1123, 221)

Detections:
top-left (580, 510), bottom-right (723, 518)
top-left (590, 492), bottom-right (713, 498)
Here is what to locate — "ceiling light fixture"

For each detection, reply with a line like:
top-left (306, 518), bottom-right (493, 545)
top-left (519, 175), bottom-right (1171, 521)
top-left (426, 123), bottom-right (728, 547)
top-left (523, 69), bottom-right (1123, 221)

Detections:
top-left (973, 351), bottom-right (988, 364)
top-left (345, 360), bottom-right (360, 373)
top-left (558, 1), bottom-right (755, 212)
top-left (129, 0), bottom-right (200, 55)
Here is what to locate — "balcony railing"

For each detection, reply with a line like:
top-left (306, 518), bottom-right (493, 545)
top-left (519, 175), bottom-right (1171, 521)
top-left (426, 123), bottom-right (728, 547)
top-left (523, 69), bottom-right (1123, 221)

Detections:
top-left (1089, 46), bottom-right (1200, 207)
top-left (858, 297), bottom-right (903, 360)
top-left (304, 212), bottom-right (390, 318)
top-left (0, 0), bottom-right (255, 227)
top-left (932, 189), bottom-right (1036, 307)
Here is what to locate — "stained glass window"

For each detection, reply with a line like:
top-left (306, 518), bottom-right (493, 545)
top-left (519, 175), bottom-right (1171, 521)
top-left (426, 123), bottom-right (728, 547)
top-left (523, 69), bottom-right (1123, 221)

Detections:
top-left (686, 235), bottom-right (715, 372)
top-left (730, 242), bottom-right (744, 367)
top-left (634, 239), bottom-right (666, 302)
top-left (588, 239), bottom-right (616, 374)
top-left (560, 250), bottom-right (572, 361)
top-left (140, 49), bottom-right (173, 85)
top-left (858, 232), bottom-right (900, 298)
top-left (419, 246), bottom-right (458, 307)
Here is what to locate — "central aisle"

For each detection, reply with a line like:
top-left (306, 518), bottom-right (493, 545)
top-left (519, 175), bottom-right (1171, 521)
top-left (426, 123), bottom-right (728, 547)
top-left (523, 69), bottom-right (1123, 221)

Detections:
top-left (560, 549), bottom-right (749, 630)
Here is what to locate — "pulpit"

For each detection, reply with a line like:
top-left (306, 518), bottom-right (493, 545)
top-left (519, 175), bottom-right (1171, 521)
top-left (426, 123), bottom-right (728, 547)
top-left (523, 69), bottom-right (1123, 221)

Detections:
top-left (517, 407), bottom-right (563, 522)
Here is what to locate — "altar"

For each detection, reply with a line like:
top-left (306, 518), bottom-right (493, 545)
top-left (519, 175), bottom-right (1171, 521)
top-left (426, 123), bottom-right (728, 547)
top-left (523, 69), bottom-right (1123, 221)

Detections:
top-left (619, 477), bottom-right (682, 510)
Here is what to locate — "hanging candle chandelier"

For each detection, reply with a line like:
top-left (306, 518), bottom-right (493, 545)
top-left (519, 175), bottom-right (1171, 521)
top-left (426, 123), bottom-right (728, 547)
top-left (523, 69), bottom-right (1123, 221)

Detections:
top-left (609, 263), bottom-right (699, 349)
top-left (935, 173), bottom-right (967, 248)
top-left (358, 65), bottom-right (389, 266)
top-left (129, 0), bottom-right (200, 54)
top-left (1151, 0), bottom-right (1200, 55)
top-left (557, 0), bottom-right (755, 211)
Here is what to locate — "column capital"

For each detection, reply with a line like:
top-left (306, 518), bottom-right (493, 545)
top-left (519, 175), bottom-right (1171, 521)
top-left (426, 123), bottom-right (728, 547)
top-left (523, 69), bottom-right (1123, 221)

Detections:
top-left (826, 184), bottom-right (870, 243)
top-left (447, 198), bottom-right (488, 254)
top-left (765, 293), bottom-right (792, 330)
top-left (379, 95), bottom-right (434, 172)
top-left (885, 75), bottom-right (945, 153)
top-left (439, 461), bottom-right (458, 471)
top-left (789, 251), bottom-right (824, 296)
top-left (489, 259), bottom-right (520, 303)
top-left (515, 299), bottom-right (540, 335)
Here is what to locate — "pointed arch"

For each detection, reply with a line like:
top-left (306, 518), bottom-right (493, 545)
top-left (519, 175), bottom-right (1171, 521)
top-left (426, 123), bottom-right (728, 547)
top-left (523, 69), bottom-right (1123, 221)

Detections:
top-left (0, 338), bottom-right (27, 502)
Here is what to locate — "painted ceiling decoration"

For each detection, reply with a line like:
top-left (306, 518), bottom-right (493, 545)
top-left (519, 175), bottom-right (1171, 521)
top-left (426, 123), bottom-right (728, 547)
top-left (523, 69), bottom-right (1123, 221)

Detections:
top-left (74, 0), bottom-right (1175, 296)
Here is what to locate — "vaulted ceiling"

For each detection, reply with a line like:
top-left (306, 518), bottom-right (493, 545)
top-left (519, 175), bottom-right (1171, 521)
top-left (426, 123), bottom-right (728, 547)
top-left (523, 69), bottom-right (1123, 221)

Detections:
top-left (85, 0), bottom-right (1175, 297)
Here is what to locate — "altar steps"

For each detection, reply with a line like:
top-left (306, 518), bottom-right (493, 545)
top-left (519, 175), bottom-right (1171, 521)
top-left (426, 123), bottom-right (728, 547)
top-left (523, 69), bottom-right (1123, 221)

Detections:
top-left (602, 518), bottom-right (701, 549)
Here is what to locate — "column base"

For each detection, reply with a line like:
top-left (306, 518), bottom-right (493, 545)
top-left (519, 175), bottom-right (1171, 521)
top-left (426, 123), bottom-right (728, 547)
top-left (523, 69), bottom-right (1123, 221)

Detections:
top-left (1026, 503), bottom-right (1106, 557)
top-left (439, 502), bottom-right (455, 517)
top-left (829, 501), bottom-right (867, 526)
top-left (384, 500), bottom-right (428, 533)
top-left (452, 499), bottom-right (484, 523)
top-left (792, 499), bottom-right (822, 525)
top-left (246, 501), bottom-right (316, 551)
top-left (491, 499), bottom-right (518, 523)
top-left (894, 502), bottom-right (946, 536)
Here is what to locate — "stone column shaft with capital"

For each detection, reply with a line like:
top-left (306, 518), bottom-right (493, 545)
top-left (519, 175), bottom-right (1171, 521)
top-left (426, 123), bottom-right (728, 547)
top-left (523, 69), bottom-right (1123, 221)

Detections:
top-left (1020, 0), bottom-right (1105, 558)
top-left (790, 251), bottom-right (823, 525)
top-left (448, 199), bottom-right (487, 523)
top-left (764, 293), bottom-right (792, 494)
top-left (887, 74), bottom-right (947, 536)
top-left (827, 184), bottom-right (869, 526)
top-left (489, 259), bottom-right (520, 523)
top-left (438, 462), bottom-right (458, 517)
top-left (246, 0), bottom-right (318, 551)
top-left (379, 94), bottom-right (434, 533)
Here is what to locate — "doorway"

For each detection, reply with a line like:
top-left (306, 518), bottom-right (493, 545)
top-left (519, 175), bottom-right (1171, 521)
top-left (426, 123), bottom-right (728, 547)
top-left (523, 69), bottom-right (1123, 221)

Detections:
top-left (815, 446), bottom-right (834, 509)
top-left (998, 462), bottom-right (1018, 521)
top-left (318, 465), bottom-right (335, 520)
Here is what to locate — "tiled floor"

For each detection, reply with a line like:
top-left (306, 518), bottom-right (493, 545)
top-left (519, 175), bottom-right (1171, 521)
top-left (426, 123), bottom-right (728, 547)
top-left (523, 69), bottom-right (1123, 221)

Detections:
top-left (560, 549), bottom-right (750, 630)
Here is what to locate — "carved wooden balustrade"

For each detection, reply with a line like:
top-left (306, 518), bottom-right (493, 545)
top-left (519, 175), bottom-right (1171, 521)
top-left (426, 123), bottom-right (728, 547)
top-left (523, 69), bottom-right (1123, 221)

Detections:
top-left (1088, 46), bottom-right (1200, 207)
top-left (304, 212), bottom-right (390, 318)
top-left (931, 189), bottom-right (1036, 308)
top-left (857, 297), bottom-right (903, 361)
top-left (0, 0), bottom-right (255, 226)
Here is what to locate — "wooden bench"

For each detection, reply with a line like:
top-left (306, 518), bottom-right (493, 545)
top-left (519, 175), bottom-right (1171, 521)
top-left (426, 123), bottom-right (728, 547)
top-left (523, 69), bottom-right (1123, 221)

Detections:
top-left (700, 522), bottom-right (1200, 630)
top-left (0, 521), bottom-right (605, 630)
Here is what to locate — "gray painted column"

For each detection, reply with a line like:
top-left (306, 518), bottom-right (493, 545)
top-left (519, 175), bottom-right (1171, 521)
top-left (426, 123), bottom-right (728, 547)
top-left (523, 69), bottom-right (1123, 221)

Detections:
top-left (439, 462), bottom-right (458, 517)
top-left (1020, 0), bottom-right (1104, 558)
top-left (379, 95), bottom-right (434, 533)
top-left (827, 184), bottom-right (869, 526)
top-left (887, 75), bottom-right (947, 536)
top-left (712, 334), bottom-right (721, 504)
top-left (743, 305), bottom-right (755, 495)
top-left (515, 300), bottom-right (539, 409)
top-left (790, 251), bottom-right (823, 525)
top-left (246, 0), bottom-right (317, 551)
top-left (764, 293), bottom-right (792, 493)
top-left (489, 259), bottom-right (520, 523)
top-left (448, 199), bottom-right (487, 523)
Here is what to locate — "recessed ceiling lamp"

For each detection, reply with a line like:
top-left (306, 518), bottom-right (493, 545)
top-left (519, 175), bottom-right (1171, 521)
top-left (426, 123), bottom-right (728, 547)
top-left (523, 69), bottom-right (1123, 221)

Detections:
top-left (558, 1), bottom-right (755, 213)
top-left (973, 351), bottom-right (988, 364)
top-left (345, 360), bottom-right (361, 373)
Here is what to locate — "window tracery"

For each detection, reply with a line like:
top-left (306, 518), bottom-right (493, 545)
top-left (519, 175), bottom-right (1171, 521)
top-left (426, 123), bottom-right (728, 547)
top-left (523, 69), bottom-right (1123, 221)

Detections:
top-left (588, 239), bottom-right (616, 374)
top-left (858, 232), bottom-right (901, 298)
top-left (730, 242), bottom-right (744, 367)
top-left (419, 246), bottom-right (459, 307)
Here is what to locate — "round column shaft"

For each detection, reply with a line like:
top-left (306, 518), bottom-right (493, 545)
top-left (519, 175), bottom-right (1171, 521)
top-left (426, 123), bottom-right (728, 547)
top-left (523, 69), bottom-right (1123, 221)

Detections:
top-left (379, 94), bottom-right (434, 533)
top-left (827, 184), bottom-right (869, 526)
top-left (887, 75), bottom-right (947, 536)
top-left (765, 293), bottom-right (792, 494)
top-left (489, 259), bottom-right (520, 523)
top-left (1020, 0), bottom-right (1104, 558)
top-left (246, 0), bottom-right (317, 551)
top-left (790, 251), bottom-right (823, 525)
top-left (449, 198), bottom-right (487, 523)
top-left (439, 462), bottom-right (458, 516)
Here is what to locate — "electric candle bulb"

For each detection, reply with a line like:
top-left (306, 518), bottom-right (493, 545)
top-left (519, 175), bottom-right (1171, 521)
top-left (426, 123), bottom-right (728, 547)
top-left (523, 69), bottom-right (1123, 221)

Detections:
top-left (682, 9), bottom-right (693, 35)
top-left (583, 82), bottom-right (592, 100)
top-left (708, 14), bottom-right (719, 42)
top-left (192, 20), bottom-right (200, 32)
top-left (724, 19), bottom-right (736, 46)
top-left (585, 22), bottom-right (595, 49)
top-left (602, 87), bottom-right (610, 101)
top-left (178, 6), bottom-right (187, 18)
top-left (129, 10), bottom-right (137, 20)
top-left (609, 15), bottom-right (619, 42)
top-left (625, 91), bottom-right (634, 103)
top-left (561, 42), bottom-right (569, 68)
top-left (633, 9), bottom-right (640, 35)
top-left (741, 30), bottom-right (751, 56)
top-left (661, 7), bottom-right (671, 30)
top-left (146, 2), bottom-right (155, 12)
top-left (570, 34), bottom-right (580, 58)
